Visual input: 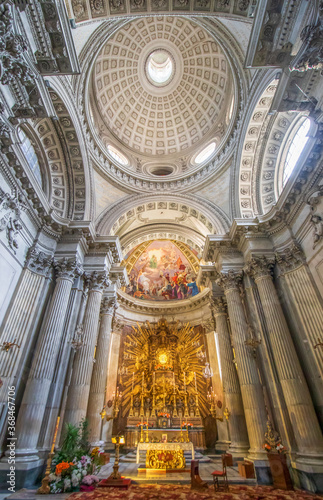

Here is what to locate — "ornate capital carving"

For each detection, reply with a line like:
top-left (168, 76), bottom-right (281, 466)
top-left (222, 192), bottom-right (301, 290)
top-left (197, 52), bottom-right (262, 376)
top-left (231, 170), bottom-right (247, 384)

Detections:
top-left (54, 258), bottom-right (83, 281)
top-left (25, 247), bottom-right (52, 277)
top-left (101, 296), bottom-right (118, 316)
top-left (210, 297), bottom-right (227, 315)
top-left (244, 256), bottom-right (275, 281)
top-left (215, 270), bottom-right (243, 292)
top-left (275, 244), bottom-right (305, 274)
top-left (86, 271), bottom-right (110, 292)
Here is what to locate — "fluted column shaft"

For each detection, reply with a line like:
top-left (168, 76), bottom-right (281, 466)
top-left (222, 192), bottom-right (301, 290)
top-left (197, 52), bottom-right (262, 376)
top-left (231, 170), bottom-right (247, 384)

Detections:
top-left (87, 297), bottom-right (116, 444)
top-left (63, 272), bottom-right (108, 427)
top-left (277, 248), bottom-right (323, 426)
top-left (212, 298), bottom-right (249, 455)
top-left (247, 257), bottom-right (323, 460)
top-left (38, 277), bottom-right (84, 451)
top-left (14, 258), bottom-right (81, 460)
top-left (217, 271), bottom-right (267, 459)
top-left (0, 249), bottom-right (52, 451)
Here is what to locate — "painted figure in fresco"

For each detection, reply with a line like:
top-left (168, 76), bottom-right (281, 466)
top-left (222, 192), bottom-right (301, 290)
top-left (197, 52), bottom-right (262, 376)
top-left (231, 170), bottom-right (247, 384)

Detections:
top-left (125, 241), bottom-right (200, 301)
top-left (150, 254), bottom-right (158, 268)
top-left (187, 277), bottom-right (199, 296)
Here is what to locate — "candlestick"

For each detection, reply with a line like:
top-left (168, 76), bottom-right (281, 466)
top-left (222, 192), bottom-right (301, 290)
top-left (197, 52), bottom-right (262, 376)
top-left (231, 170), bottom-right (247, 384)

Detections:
top-left (194, 372), bottom-right (197, 392)
top-left (132, 372), bottom-right (134, 392)
top-left (184, 371), bottom-right (186, 390)
top-left (142, 371), bottom-right (144, 389)
top-left (153, 371), bottom-right (155, 386)
top-left (173, 371), bottom-right (175, 390)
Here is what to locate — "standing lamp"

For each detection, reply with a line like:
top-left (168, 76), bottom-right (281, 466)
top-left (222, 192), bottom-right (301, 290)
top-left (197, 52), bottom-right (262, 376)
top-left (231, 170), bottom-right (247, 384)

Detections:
top-left (109, 435), bottom-right (125, 480)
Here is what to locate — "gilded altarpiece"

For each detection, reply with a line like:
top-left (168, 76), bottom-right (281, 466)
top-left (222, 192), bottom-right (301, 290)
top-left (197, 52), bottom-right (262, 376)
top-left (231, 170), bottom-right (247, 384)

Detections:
top-left (117, 319), bottom-right (209, 449)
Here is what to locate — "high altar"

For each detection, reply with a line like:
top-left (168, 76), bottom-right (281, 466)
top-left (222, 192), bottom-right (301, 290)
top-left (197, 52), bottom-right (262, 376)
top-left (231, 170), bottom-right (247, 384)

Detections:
top-left (117, 318), bottom-right (210, 454)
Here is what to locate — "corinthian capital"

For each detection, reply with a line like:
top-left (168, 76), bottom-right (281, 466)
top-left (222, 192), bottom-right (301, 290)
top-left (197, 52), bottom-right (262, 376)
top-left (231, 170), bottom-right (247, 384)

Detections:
top-left (86, 271), bottom-right (110, 292)
top-left (113, 319), bottom-right (125, 334)
top-left (244, 256), bottom-right (275, 281)
top-left (210, 297), bottom-right (227, 315)
top-left (25, 248), bottom-right (53, 277)
top-left (275, 244), bottom-right (305, 274)
top-left (101, 296), bottom-right (118, 316)
top-left (54, 258), bottom-right (83, 281)
top-left (215, 270), bottom-right (243, 292)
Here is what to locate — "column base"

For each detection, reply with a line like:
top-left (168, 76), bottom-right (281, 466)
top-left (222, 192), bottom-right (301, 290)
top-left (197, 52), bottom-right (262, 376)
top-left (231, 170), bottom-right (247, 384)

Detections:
top-left (0, 458), bottom-right (45, 490)
top-left (215, 440), bottom-right (230, 452)
top-left (291, 456), bottom-right (323, 494)
top-left (247, 459), bottom-right (271, 485)
top-left (228, 443), bottom-right (250, 458)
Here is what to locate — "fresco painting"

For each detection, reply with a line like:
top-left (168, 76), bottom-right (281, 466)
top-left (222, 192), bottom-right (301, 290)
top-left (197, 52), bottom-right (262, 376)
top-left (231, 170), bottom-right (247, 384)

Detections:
top-left (125, 241), bottom-right (199, 301)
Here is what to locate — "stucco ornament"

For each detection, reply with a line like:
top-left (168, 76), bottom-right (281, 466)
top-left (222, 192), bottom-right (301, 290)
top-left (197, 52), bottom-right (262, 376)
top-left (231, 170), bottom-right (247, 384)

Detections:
top-left (0, 188), bottom-right (27, 253)
top-left (0, 2), bottom-right (34, 85)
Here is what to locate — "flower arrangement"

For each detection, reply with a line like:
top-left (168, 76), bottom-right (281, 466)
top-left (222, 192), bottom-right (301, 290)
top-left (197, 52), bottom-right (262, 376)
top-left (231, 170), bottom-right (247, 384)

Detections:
top-left (136, 421), bottom-right (148, 427)
top-left (158, 412), bottom-right (170, 418)
top-left (48, 420), bottom-right (102, 493)
top-left (263, 417), bottom-right (286, 454)
top-left (181, 422), bottom-right (193, 429)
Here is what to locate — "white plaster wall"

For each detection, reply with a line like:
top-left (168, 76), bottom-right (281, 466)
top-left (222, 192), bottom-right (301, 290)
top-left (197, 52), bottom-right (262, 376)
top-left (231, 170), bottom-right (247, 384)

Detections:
top-left (93, 170), bottom-right (127, 221)
top-left (194, 167), bottom-right (232, 220)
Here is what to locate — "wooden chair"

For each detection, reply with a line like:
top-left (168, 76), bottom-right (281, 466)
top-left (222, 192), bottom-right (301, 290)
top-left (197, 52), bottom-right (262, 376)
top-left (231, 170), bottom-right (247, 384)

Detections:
top-left (191, 460), bottom-right (208, 490)
top-left (211, 454), bottom-right (229, 491)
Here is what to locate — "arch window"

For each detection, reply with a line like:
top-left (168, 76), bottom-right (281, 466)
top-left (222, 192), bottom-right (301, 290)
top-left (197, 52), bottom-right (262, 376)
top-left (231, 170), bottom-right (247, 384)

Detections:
top-left (18, 128), bottom-right (43, 187)
top-left (107, 145), bottom-right (128, 166)
top-left (194, 142), bottom-right (216, 165)
top-left (282, 118), bottom-right (311, 187)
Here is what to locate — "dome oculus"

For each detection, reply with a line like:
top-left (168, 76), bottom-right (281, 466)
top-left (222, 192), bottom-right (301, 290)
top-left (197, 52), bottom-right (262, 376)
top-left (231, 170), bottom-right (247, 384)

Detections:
top-left (146, 50), bottom-right (174, 87)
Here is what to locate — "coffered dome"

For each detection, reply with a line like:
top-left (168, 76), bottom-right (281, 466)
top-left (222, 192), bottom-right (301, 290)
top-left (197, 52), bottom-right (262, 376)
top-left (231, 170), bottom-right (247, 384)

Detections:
top-left (92, 16), bottom-right (234, 165)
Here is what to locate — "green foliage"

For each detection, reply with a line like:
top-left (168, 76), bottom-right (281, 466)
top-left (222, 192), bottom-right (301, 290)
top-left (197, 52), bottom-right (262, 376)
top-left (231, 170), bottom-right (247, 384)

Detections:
top-left (52, 418), bottom-right (91, 465)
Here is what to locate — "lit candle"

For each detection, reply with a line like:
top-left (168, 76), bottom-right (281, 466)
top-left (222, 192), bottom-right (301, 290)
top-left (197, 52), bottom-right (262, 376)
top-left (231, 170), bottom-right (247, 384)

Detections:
top-left (194, 372), bottom-right (197, 392)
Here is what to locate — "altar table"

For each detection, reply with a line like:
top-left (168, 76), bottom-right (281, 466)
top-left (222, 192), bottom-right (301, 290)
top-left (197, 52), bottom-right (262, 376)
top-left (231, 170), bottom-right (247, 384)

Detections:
top-left (136, 442), bottom-right (195, 464)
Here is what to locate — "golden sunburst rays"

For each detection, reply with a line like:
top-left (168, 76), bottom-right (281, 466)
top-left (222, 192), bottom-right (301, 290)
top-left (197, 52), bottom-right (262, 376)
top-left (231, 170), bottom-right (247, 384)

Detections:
top-left (119, 320), bottom-right (209, 417)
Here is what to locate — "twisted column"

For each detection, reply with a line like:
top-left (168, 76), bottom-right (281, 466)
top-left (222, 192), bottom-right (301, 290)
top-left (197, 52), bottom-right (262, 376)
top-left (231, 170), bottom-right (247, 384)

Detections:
top-left (63, 271), bottom-right (109, 427)
top-left (87, 296), bottom-right (117, 444)
top-left (211, 297), bottom-right (249, 455)
top-left (14, 258), bottom-right (82, 462)
top-left (245, 256), bottom-right (323, 462)
top-left (216, 271), bottom-right (267, 460)
top-left (277, 245), bottom-right (323, 426)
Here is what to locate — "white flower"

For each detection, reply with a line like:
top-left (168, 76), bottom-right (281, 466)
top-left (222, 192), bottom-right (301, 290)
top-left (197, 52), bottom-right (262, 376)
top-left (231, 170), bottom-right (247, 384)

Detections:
top-left (64, 478), bottom-right (71, 492)
top-left (48, 473), bottom-right (56, 482)
top-left (82, 469), bottom-right (87, 476)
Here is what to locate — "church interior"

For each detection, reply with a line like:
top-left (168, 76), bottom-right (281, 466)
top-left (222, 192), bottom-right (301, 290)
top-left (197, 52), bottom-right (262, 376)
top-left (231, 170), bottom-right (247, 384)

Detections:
top-left (0, 0), bottom-right (323, 497)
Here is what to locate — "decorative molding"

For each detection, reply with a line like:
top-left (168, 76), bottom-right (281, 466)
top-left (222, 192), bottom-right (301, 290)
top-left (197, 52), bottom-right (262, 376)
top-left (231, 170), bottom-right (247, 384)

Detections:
top-left (210, 296), bottom-right (227, 315)
top-left (101, 296), bottom-right (118, 315)
top-left (86, 270), bottom-right (110, 291)
top-left (275, 243), bottom-right (305, 274)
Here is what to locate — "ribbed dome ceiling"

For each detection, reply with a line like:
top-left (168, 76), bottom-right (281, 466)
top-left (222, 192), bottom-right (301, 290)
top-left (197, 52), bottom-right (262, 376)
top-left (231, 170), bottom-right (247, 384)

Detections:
top-left (93, 17), bottom-right (232, 159)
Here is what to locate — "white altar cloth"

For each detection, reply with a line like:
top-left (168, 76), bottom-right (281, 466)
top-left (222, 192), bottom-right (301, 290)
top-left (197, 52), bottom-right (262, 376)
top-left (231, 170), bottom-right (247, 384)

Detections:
top-left (136, 442), bottom-right (195, 463)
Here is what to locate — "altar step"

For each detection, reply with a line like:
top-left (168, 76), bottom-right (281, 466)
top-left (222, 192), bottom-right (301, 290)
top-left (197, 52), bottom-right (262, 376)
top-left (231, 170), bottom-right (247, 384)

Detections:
top-left (120, 450), bottom-right (211, 464)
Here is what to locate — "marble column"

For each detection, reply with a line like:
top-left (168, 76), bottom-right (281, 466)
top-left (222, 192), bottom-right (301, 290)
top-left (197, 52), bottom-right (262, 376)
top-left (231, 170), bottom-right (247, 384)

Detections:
top-left (205, 323), bottom-right (230, 451)
top-left (63, 271), bottom-right (108, 427)
top-left (245, 256), bottom-right (323, 463)
top-left (102, 321), bottom-right (123, 448)
top-left (276, 245), bottom-right (323, 426)
top-left (0, 249), bottom-right (52, 450)
top-left (13, 257), bottom-right (82, 462)
top-left (216, 270), bottom-right (267, 460)
top-left (38, 275), bottom-right (85, 451)
top-left (87, 296), bottom-right (117, 445)
top-left (57, 282), bottom-right (89, 447)
top-left (211, 297), bottom-right (249, 455)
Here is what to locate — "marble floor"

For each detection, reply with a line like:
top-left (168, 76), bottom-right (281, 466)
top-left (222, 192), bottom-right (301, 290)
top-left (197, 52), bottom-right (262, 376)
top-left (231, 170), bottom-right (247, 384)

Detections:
top-left (97, 454), bottom-right (257, 485)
